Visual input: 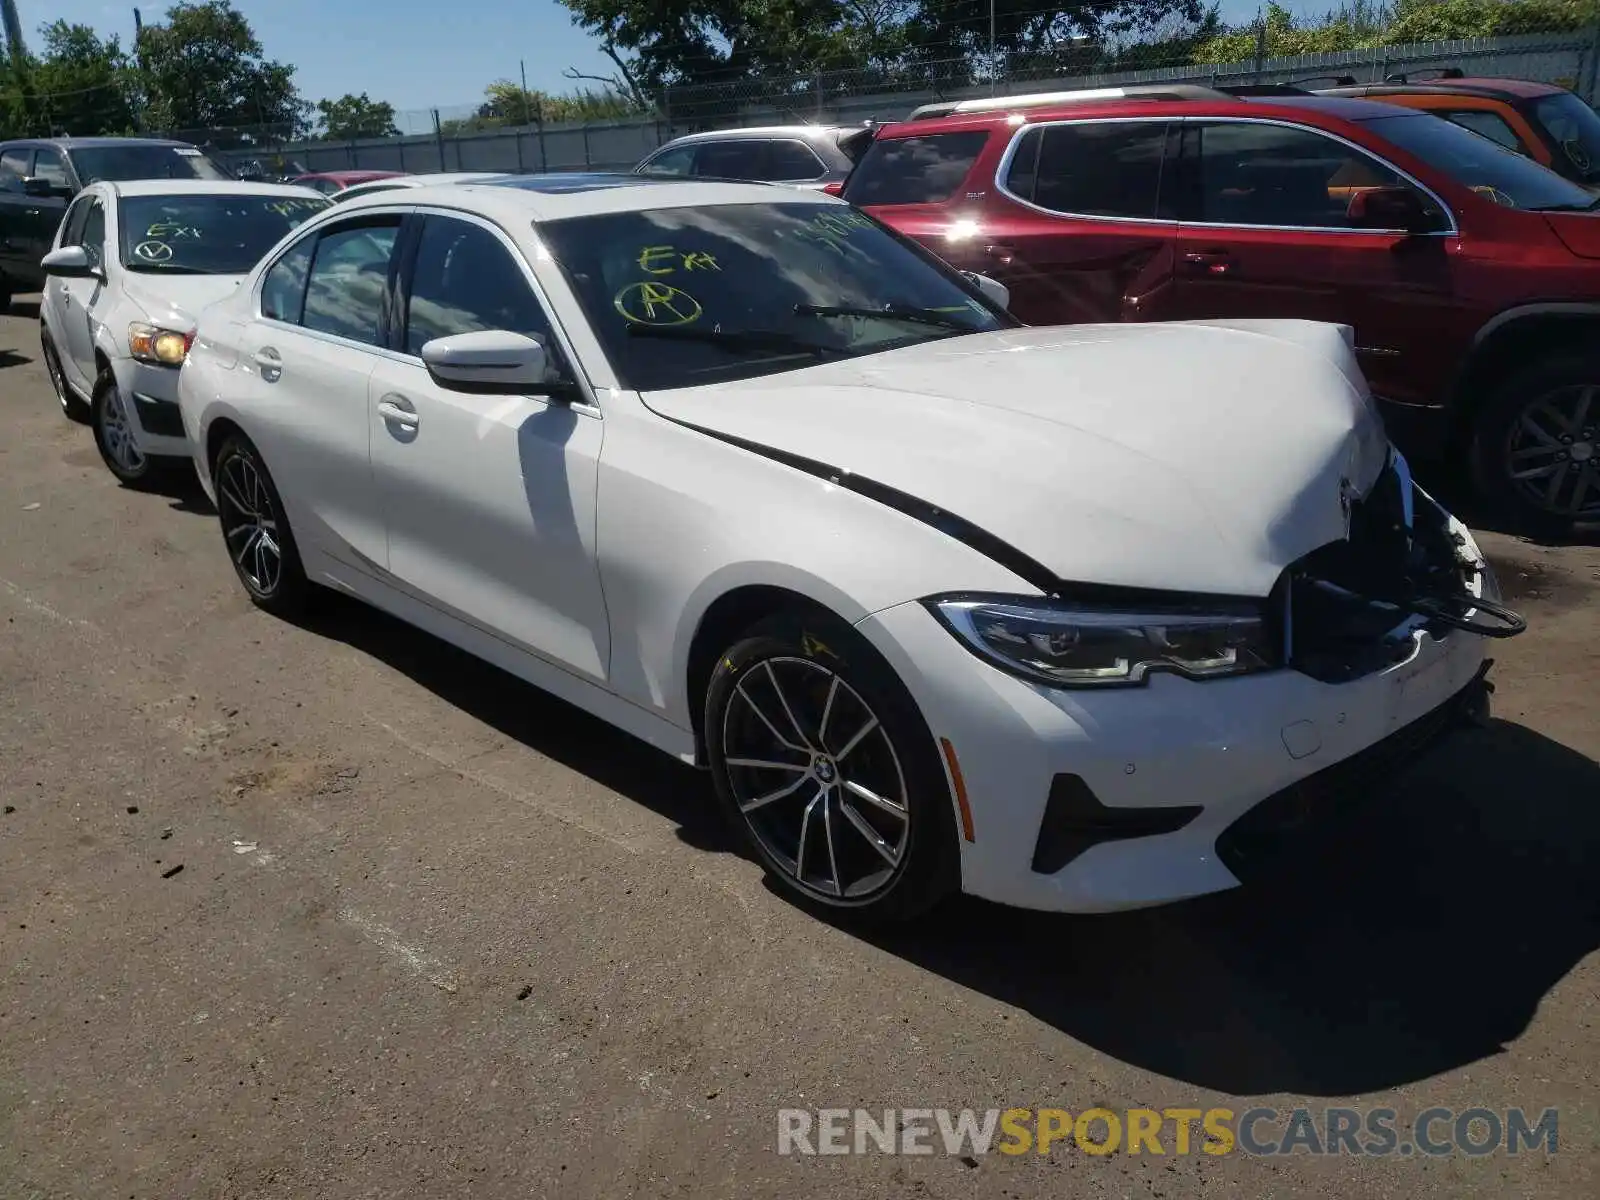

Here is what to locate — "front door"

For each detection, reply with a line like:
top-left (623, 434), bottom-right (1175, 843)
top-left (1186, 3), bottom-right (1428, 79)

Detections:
top-left (56, 197), bottom-right (109, 391)
top-left (950, 118), bottom-right (1184, 326)
top-left (1167, 119), bottom-right (1463, 407)
top-left (368, 212), bottom-right (610, 683)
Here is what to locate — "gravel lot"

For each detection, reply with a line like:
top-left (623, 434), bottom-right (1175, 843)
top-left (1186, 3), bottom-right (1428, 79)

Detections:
top-left (2, 301), bottom-right (1597, 1199)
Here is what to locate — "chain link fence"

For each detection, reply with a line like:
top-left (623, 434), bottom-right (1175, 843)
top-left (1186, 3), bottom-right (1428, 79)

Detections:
top-left (193, 28), bottom-right (1600, 179)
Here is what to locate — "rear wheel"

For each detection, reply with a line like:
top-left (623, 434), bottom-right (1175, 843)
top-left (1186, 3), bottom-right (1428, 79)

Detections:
top-left (704, 612), bottom-right (960, 924)
top-left (42, 331), bottom-right (89, 422)
top-left (212, 433), bottom-right (313, 617)
top-left (1471, 354), bottom-right (1600, 533)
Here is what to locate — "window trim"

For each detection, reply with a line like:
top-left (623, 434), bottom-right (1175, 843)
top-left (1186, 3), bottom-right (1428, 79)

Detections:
top-left (994, 117), bottom-right (1180, 227)
top-left (59, 193), bottom-right (94, 247)
top-left (254, 208), bottom-right (411, 355)
top-left (397, 205), bottom-right (600, 412)
top-left (1172, 116), bottom-right (1459, 237)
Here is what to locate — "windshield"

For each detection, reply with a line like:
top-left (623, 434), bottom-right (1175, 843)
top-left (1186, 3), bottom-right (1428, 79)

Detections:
top-left (1531, 91), bottom-right (1600, 182)
top-left (1359, 112), bottom-right (1597, 210)
top-left (119, 193), bottom-right (329, 274)
top-left (70, 144), bottom-right (232, 185)
top-left (538, 202), bottom-right (1011, 390)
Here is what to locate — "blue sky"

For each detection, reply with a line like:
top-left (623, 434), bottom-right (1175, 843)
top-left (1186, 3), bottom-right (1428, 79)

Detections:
top-left (36, 0), bottom-right (1275, 122)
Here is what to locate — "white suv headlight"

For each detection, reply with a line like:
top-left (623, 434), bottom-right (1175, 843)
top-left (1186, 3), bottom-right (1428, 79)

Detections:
top-left (926, 595), bottom-right (1279, 687)
top-left (128, 322), bottom-right (194, 366)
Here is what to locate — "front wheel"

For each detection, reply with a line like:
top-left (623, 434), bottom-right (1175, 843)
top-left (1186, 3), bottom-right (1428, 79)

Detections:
top-left (704, 613), bottom-right (960, 924)
top-left (212, 433), bottom-right (313, 617)
top-left (1471, 355), bottom-right (1600, 534)
top-left (91, 369), bottom-right (155, 485)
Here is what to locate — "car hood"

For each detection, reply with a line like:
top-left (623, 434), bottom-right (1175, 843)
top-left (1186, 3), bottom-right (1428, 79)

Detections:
top-left (121, 273), bottom-right (247, 331)
top-left (640, 320), bottom-right (1389, 597)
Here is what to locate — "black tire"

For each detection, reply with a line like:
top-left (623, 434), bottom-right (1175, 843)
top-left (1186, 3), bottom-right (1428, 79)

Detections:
top-left (1470, 353), bottom-right (1600, 535)
top-left (91, 368), bottom-right (162, 486)
top-left (0, 286), bottom-right (12, 314)
top-left (211, 433), bottom-right (313, 617)
top-left (42, 331), bottom-right (90, 423)
top-left (705, 611), bottom-right (960, 924)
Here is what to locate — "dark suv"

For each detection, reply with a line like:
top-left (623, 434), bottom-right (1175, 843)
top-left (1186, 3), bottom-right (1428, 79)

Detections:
top-left (0, 136), bottom-right (230, 309)
top-left (845, 85), bottom-right (1600, 530)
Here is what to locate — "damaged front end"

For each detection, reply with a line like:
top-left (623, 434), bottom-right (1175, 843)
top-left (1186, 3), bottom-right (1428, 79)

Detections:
top-left (1272, 450), bottom-right (1527, 686)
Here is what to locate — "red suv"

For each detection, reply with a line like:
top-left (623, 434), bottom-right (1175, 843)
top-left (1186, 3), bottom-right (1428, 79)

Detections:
top-left (844, 85), bottom-right (1600, 531)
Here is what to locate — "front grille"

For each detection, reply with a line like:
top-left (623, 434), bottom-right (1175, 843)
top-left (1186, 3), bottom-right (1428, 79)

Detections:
top-left (1214, 667), bottom-right (1486, 880)
top-left (1274, 459), bottom-right (1478, 684)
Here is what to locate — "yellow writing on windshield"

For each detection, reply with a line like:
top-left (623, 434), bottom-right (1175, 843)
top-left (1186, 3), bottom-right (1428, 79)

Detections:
top-left (614, 281), bottom-right (702, 325)
top-left (637, 245), bottom-right (722, 275)
top-left (146, 222), bottom-right (201, 239)
top-left (266, 199), bottom-right (327, 218)
top-left (795, 210), bottom-right (875, 255)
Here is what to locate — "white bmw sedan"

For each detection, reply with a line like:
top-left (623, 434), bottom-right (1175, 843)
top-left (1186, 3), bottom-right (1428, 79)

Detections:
top-left (177, 174), bottom-right (1520, 922)
top-left (39, 180), bottom-right (329, 484)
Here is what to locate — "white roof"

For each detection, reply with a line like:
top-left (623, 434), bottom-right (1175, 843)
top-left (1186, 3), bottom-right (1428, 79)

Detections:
top-left (106, 179), bottom-right (326, 200)
top-left (333, 174), bottom-right (842, 223)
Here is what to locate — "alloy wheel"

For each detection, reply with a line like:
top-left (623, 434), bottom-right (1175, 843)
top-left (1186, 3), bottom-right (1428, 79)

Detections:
top-left (721, 656), bottom-right (910, 901)
top-left (97, 386), bottom-right (146, 476)
top-left (217, 451), bottom-right (284, 595)
top-left (1505, 384), bottom-right (1600, 519)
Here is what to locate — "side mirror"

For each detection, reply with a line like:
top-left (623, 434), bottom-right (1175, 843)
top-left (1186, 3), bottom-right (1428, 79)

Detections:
top-left (22, 176), bottom-right (70, 200)
top-left (962, 270), bottom-right (1011, 311)
top-left (420, 329), bottom-right (568, 396)
top-left (41, 245), bottom-right (101, 279)
top-left (1347, 186), bottom-right (1433, 233)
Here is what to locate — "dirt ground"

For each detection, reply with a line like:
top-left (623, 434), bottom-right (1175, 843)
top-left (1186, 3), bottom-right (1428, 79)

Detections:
top-left (2, 302), bottom-right (1597, 1199)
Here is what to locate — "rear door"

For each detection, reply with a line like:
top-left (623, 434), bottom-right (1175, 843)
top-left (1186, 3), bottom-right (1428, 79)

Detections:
top-left (239, 211), bottom-right (403, 571)
top-left (690, 140), bottom-right (767, 181)
top-left (0, 147), bottom-right (36, 286)
top-left (967, 118), bottom-right (1184, 325)
top-left (1167, 118), bottom-right (1462, 407)
top-left (367, 211), bottom-right (610, 682)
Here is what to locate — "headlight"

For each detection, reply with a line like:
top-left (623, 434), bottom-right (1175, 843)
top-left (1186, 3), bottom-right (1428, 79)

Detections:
top-left (128, 322), bottom-right (194, 366)
top-left (926, 595), bottom-right (1278, 687)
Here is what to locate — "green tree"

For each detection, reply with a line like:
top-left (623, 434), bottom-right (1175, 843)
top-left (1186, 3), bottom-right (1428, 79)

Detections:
top-left (316, 91), bottom-right (400, 139)
top-left (137, 0), bottom-right (309, 144)
top-left (33, 21), bottom-right (136, 136)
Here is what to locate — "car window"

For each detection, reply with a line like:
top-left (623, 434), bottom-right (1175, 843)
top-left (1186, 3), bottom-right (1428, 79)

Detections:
top-left (301, 218), bottom-right (402, 345)
top-left (1189, 121), bottom-right (1441, 230)
top-left (763, 140), bottom-right (827, 181)
top-left (404, 216), bottom-right (565, 370)
top-left (841, 131), bottom-right (990, 206)
top-left (0, 148), bottom-right (31, 190)
top-left (639, 145), bottom-right (695, 176)
top-left (33, 148), bottom-right (70, 190)
top-left (261, 235), bottom-right (316, 324)
top-left (1531, 91), bottom-right (1600, 182)
top-left (1359, 110), bottom-right (1596, 211)
top-left (60, 195), bottom-right (94, 246)
top-left (1007, 121), bottom-right (1170, 219)
top-left (80, 201), bottom-right (107, 268)
top-left (67, 143), bottom-right (230, 184)
top-left (1442, 110), bottom-right (1525, 153)
top-left (692, 141), bottom-right (767, 179)
top-left (540, 201), bottom-right (1010, 391)
top-left (119, 193), bottom-right (328, 275)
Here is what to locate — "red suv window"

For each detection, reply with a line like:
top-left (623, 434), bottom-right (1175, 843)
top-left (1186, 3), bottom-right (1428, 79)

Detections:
top-left (843, 130), bottom-right (990, 205)
top-left (1004, 121), bottom-right (1173, 219)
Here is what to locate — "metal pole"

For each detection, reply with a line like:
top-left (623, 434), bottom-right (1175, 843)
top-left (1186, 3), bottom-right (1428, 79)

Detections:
top-left (989, 0), bottom-right (997, 96)
top-left (132, 7), bottom-right (147, 131)
top-left (1586, 20), bottom-right (1600, 105)
top-left (520, 59), bottom-right (532, 125)
top-left (1253, 10), bottom-right (1267, 85)
top-left (432, 108), bottom-right (444, 172)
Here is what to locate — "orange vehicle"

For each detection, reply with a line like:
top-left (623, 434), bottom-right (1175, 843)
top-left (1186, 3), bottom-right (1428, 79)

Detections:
top-left (1317, 69), bottom-right (1600, 186)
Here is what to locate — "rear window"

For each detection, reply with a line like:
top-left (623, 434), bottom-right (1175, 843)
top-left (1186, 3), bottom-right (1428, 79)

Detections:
top-left (68, 143), bottom-right (231, 184)
top-left (842, 131), bottom-right (989, 206)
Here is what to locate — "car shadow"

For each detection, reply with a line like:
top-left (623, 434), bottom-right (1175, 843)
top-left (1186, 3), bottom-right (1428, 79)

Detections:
top-left (4, 298), bottom-right (40, 320)
top-left (0, 348), bottom-right (30, 369)
top-left (861, 717), bottom-right (1600, 1097)
top-left (291, 591), bottom-right (728, 853)
top-left (286, 587), bottom-right (1599, 1096)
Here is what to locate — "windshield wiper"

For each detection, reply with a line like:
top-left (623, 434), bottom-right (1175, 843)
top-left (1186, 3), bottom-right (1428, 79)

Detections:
top-left (124, 263), bottom-right (213, 274)
top-left (625, 323), bottom-right (838, 358)
top-left (795, 302), bottom-right (976, 331)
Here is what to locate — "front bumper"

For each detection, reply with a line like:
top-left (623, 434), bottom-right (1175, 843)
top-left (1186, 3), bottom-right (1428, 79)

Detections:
top-left (110, 358), bottom-right (191, 458)
top-left (857, 584), bottom-right (1491, 914)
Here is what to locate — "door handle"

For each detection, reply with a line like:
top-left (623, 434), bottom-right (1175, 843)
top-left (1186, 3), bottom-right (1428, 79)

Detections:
top-left (1183, 251), bottom-right (1237, 276)
top-left (252, 347), bottom-right (282, 382)
top-left (376, 396), bottom-right (419, 429)
top-left (985, 243), bottom-right (1016, 267)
